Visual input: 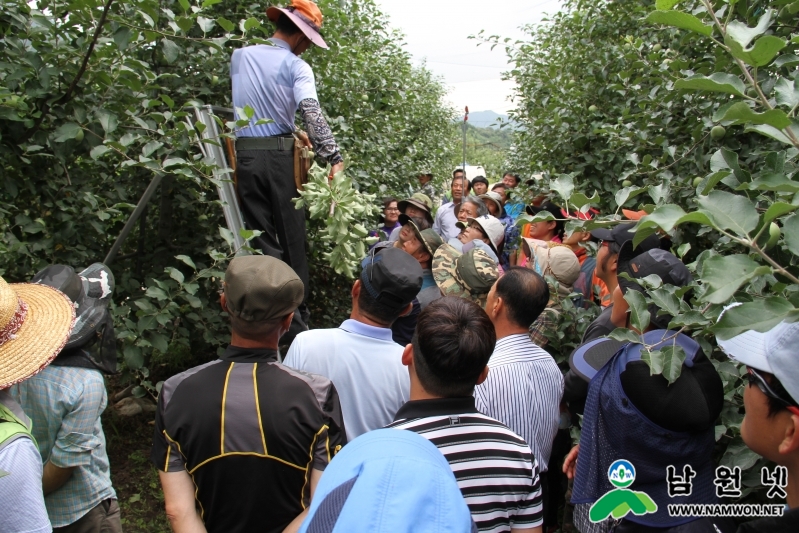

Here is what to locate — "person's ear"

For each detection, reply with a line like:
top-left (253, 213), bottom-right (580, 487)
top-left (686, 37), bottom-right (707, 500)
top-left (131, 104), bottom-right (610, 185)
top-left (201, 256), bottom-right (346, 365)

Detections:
top-left (475, 366), bottom-right (490, 385)
top-left (399, 302), bottom-right (413, 317)
top-left (352, 279), bottom-right (361, 299)
top-left (491, 295), bottom-right (504, 320)
top-left (579, 231), bottom-right (592, 243)
top-left (608, 254), bottom-right (619, 274)
top-left (778, 413), bottom-right (799, 455)
top-left (281, 311), bottom-right (294, 333)
top-left (401, 344), bottom-right (413, 367)
top-left (220, 292), bottom-right (228, 312)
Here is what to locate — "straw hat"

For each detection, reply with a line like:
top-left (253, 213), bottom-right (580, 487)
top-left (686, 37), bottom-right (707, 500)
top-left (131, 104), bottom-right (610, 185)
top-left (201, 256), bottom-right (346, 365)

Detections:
top-left (0, 275), bottom-right (75, 389)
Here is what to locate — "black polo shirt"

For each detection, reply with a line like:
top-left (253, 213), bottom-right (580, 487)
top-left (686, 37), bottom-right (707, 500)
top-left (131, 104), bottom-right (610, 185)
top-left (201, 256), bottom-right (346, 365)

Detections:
top-left (151, 346), bottom-right (346, 533)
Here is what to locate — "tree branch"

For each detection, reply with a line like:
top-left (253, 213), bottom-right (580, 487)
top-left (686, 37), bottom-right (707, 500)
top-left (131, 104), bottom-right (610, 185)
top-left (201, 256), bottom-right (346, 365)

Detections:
top-left (21, 0), bottom-right (115, 142)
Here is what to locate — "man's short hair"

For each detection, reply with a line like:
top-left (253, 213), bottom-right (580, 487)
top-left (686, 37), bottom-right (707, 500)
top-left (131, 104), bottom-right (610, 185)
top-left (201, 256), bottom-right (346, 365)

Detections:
top-left (460, 196), bottom-right (488, 217)
top-left (453, 168), bottom-right (465, 177)
top-left (412, 297), bottom-right (496, 397)
top-left (503, 172), bottom-right (521, 185)
top-left (275, 13), bottom-right (301, 35)
top-left (491, 183), bottom-right (506, 191)
top-left (496, 268), bottom-right (549, 328)
top-left (229, 314), bottom-right (287, 340)
top-left (358, 283), bottom-right (405, 325)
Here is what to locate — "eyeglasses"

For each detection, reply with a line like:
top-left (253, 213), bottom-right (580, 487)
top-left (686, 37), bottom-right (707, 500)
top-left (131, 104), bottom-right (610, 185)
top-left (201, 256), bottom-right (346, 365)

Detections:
top-left (747, 367), bottom-right (799, 416)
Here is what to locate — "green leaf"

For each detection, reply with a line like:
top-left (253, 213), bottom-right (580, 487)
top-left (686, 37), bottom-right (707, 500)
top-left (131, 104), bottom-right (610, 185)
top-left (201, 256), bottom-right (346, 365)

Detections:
top-left (145, 286), bottom-right (169, 300)
top-left (763, 203), bottom-right (797, 224)
top-left (53, 122), bottom-right (82, 142)
top-left (645, 10), bottom-right (712, 36)
top-left (775, 54), bottom-right (799, 68)
top-left (775, 77), bottom-right (799, 109)
top-left (714, 102), bottom-right (791, 129)
top-left (745, 122), bottom-right (799, 146)
top-left (725, 35), bottom-right (787, 67)
top-left (123, 345), bottom-right (143, 369)
top-left (570, 191), bottom-right (600, 209)
top-left (625, 290), bottom-right (651, 333)
top-left (165, 266), bottom-right (184, 284)
top-left (608, 328), bottom-right (641, 344)
top-left (197, 16), bottom-right (215, 33)
top-left (712, 298), bottom-right (796, 340)
top-left (219, 226), bottom-right (235, 247)
top-left (726, 9), bottom-right (774, 49)
top-left (641, 347), bottom-right (664, 375)
top-left (550, 174), bottom-right (574, 202)
top-left (696, 191), bottom-right (759, 238)
top-left (149, 332), bottom-right (169, 353)
top-left (635, 205), bottom-right (714, 247)
top-left (737, 173), bottom-right (799, 193)
top-left (217, 17), bottom-right (235, 32)
top-left (783, 215), bottom-right (799, 256)
top-left (162, 38), bottom-right (180, 64)
top-left (113, 27), bottom-right (132, 50)
top-left (175, 255), bottom-right (196, 270)
top-left (90, 145), bottom-right (109, 159)
top-left (243, 17), bottom-right (261, 31)
top-left (649, 287), bottom-right (682, 317)
top-left (615, 186), bottom-right (646, 208)
top-left (700, 254), bottom-right (772, 304)
top-left (673, 73), bottom-right (746, 97)
top-left (655, 0), bottom-right (682, 8)
top-left (178, 0), bottom-right (190, 12)
top-left (660, 345), bottom-right (687, 384)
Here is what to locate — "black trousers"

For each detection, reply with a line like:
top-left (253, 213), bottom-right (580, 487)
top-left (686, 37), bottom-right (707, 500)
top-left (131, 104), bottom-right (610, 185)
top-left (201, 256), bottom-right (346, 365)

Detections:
top-left (236, 146), bottom-right (309, 304)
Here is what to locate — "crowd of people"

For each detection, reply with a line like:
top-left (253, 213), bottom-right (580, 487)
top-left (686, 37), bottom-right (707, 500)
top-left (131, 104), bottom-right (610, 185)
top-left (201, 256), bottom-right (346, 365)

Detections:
top-left (3, 1), bottom-right (798, 532)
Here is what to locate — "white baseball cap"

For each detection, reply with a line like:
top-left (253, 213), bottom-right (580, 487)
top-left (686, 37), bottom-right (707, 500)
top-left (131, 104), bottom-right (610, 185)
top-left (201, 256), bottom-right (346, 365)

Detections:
top-left (717, 311), bottom-right (799, 405)
top-left (457, 215), bottom-right (505, 255)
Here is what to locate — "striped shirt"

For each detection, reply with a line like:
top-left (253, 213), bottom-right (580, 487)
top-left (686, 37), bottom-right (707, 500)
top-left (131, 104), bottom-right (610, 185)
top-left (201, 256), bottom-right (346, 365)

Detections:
top-left (388, 397), bottom-right (543, 533)
top-left (474, 334), bottom-right (564, 472)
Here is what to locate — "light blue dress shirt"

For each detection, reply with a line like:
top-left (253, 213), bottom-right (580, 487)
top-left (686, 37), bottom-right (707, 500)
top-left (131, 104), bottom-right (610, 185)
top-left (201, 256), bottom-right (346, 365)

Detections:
top-left (231, 38), bottom-right (319, 137)
top-left (284, 319), bottom-right (409, 440)
top-left (433, 202), bottom-right (461, 241)
top-left (13, 366), bottom-right (116, 527)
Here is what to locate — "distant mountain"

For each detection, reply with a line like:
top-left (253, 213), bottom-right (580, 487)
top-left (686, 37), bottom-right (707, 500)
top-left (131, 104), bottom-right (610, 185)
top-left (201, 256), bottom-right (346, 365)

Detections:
top-left (466, 110), bottom-right (513, 129)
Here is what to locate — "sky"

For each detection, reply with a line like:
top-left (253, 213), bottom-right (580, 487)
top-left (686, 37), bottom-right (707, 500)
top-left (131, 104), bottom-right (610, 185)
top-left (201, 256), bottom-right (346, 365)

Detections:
top-left (374, 0), bottom-right (566, 120)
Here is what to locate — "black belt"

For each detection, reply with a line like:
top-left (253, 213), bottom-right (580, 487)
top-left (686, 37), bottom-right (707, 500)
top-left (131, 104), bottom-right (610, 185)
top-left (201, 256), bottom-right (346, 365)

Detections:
top-left (235, 136), bottom-right (295, 151)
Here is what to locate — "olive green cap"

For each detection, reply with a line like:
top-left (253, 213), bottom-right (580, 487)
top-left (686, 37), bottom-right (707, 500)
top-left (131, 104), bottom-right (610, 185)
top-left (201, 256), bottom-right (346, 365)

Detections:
top-left (432, 244), bottom-right (499, 308)
top-left (224, 255), bottom-right (304, 321)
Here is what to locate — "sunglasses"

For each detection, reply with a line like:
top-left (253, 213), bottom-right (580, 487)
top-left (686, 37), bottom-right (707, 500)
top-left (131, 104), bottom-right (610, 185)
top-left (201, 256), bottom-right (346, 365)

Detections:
top-left (747, 367), bottom-right (799, 416)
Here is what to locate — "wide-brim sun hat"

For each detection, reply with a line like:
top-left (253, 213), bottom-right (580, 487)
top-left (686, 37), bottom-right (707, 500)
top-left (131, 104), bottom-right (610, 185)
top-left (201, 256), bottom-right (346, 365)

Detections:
top-left (0, 275), bottom-right (75, 389)
top-left (267, 0), bottom-right (328, 49)
top-left (478, 192), bottom-right (505, 218)
top-left (398, 193), bottom-right (433, 224)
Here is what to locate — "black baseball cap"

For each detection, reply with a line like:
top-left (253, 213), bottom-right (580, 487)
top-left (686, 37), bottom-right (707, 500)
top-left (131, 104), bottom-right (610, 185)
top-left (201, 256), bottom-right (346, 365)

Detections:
top-left (618, 249), bottom-right (693, 329)
top-left (590, 222), bottom-right (660, 253)
top-left (360, 247), bottom-right (423, 311)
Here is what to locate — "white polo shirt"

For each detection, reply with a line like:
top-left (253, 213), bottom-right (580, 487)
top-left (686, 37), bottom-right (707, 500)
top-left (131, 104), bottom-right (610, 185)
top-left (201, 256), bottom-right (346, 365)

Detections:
top-left (283, 319), bottom-right (409, 441)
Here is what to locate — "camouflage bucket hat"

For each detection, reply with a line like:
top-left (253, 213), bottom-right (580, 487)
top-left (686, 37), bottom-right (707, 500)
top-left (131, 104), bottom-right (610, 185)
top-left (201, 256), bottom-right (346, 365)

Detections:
top-left (433, 244), bottom-right (499, 307)
top-left (420, 228), bottom-right (444, 258)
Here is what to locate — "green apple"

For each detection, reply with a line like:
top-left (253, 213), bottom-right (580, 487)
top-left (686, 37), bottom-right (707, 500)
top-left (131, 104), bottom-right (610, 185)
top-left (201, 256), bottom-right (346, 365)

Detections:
top-left (711, 125), bottom-right (726, 140)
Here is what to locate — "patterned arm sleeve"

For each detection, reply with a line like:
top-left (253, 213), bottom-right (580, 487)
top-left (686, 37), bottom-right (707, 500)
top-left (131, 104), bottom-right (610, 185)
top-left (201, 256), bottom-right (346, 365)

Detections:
top-left (298, 98), bottom-right (343, 165)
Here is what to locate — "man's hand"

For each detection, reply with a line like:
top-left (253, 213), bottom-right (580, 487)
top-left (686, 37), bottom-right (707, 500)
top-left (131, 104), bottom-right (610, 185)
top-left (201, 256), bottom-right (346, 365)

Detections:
top-left (329, 162), bottom-right (344, 181)
top-left (296, 131), bottom-right (312, 149)
top-left (160, 470), bottom-right (208, 533)
top-left (42, 461), bottom-right (75, 495)
top-left (563, 444), bottom-right (580, 480)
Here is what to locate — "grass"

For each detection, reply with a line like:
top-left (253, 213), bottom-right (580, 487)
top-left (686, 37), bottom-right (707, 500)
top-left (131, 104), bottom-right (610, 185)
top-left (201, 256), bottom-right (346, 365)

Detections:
top-left (104, 410), bottom-right (170, 532)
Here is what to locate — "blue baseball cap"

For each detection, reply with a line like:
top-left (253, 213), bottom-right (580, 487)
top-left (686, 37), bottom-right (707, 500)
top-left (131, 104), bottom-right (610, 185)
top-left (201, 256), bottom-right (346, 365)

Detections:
top-left (299, 429), bottom-right (476, 533)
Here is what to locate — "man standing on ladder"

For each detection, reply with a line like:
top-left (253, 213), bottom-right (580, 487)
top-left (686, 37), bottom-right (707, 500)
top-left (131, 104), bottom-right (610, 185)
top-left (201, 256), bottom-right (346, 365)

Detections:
top-left (231, 0), bottom-right (344, 340)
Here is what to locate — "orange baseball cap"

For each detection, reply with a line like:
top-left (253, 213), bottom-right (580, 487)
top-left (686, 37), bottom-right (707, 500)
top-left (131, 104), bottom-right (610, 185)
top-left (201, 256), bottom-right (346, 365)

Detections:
top-left (267, 0), bottom-right (328, 49)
